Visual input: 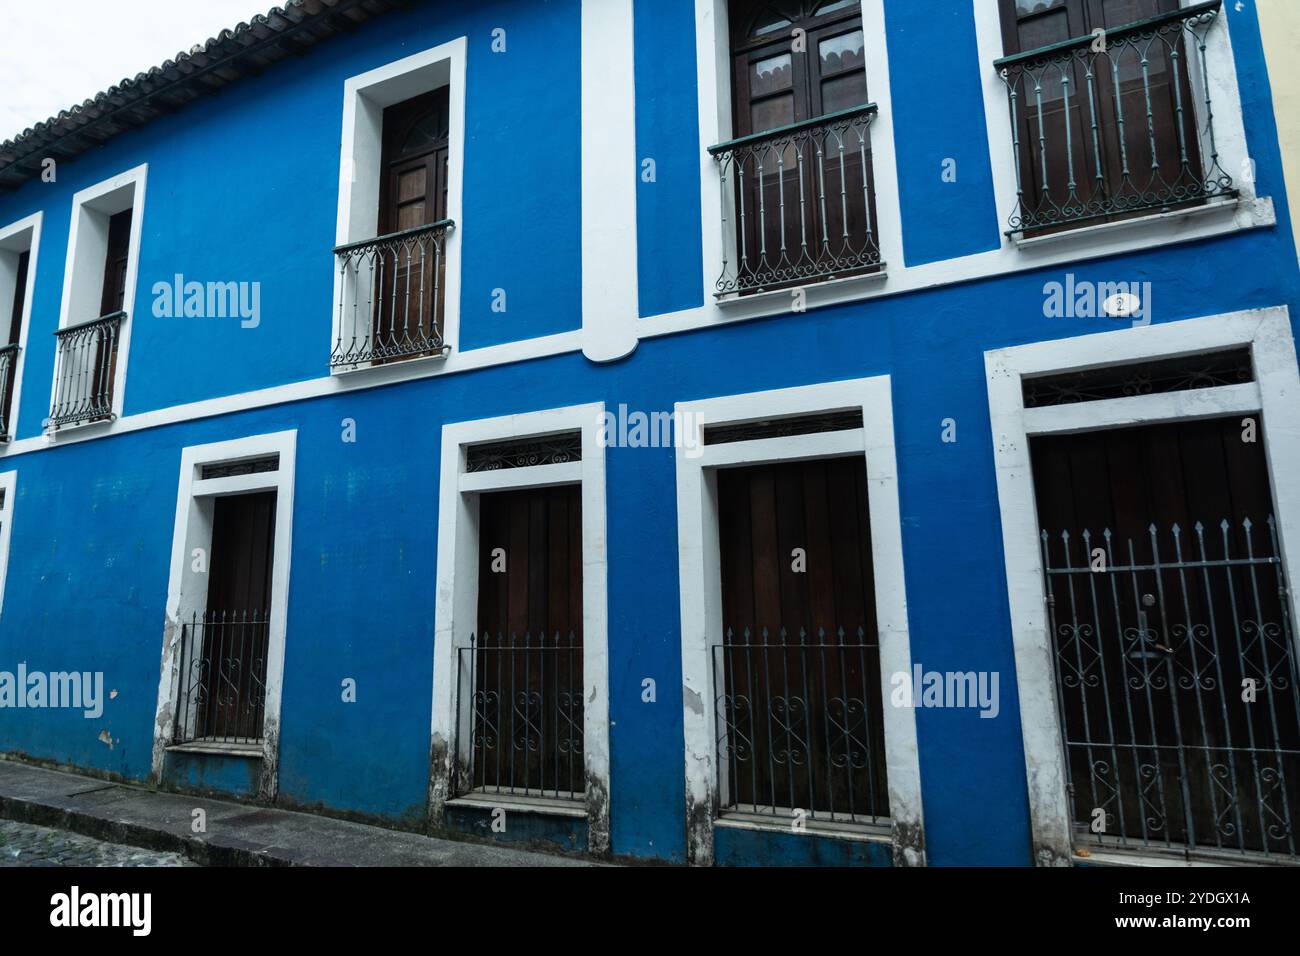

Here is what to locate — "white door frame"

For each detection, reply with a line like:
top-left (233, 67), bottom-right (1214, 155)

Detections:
top-left (674, 376), bottom-right (926, 866)
top-left (984, 305), bottom-right (1300, 865)
top-left (151, 429), bottom-right (297, 800)
top-left (428, 402), bottom-right (611, 854)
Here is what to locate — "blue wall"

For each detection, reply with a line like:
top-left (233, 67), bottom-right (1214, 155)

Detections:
top-left (1, 0), bottom-right (582, 439)
top-left (885, 0), bottom-right (1002, 264)
top-left (0, 0), bottom-right (1297, 866)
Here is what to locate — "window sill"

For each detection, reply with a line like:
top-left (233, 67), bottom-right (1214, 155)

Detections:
top-left (1010, 195), bottom-right (1272, 253)
top-left (714, 267), bottom-right (889, 311)
top-left (329, 348), bottom-right (451, 379)
top-left (715, 810), bottom-right (891, 843)
top-left (165, 740), bottom-right (263, 759)
top-left (1076, 845), bottom-right (1299, 868)
top-left (45, 416), bottom-right (115, 440)
top-left (446, 790), bottom-right (586, 819)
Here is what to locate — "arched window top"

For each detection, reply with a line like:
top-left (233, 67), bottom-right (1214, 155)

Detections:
top-left (813, 0), bottom-right (860, 15)
top-left (1015, 0), bottom-right (1065, 13)
top-left (747, 3), bottom-right (794, 37)
top-left (736, 0), bottom-right (861, 43)
top-left (400, 108), bottom-right (449, 155)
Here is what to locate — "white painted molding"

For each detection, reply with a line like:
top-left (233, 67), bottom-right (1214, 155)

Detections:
top-left (0, 0), bottom-right (1277, 462)
top-left (0, 328), bottom-right (584, 460)
top-left (0, 470), bottom-right (16, 616)
top-left (0, 212), bottom-right (42, 443)
top-left (334, 37), bottom-right (467, 358)
top-left (150, 429), bottom-right (298, 801)
top-left (653, 0), bottom-right (1274, 337)
top-left (674, 376), bottom-right (926, 866)
top-left (428, 402), bottom-right (612, 853)
top-left (49, 164), bottom-right (147, 430)
top-left (984, 305), bottom-right (1300, 866)
top-left (691, 0), bottom-right (902, 309)
top-left (581, 0), bottom-right (639, 362)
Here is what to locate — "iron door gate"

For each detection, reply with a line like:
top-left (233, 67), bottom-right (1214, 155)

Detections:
top-left (1042, 517), bottom-right (1300, 860)
top-left (1032, 415), bottom-right (1300, 861)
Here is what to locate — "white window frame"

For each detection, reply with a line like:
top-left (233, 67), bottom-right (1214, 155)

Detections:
top-left (429, 402), bottom-right (611, 854)
top-left (646, 0), bottom-right (1273, 337)
top-left (973, 0), bottom-right (1259, 253)
top-left (0, 212), bottom-right (42, 442)
top-left (985, 305), bottom-right (1300, 866)
top-left (48, 164), bottom-right (147, 434)
top-left (333, 37), bottom-right (467, 373)
top-left (674, 376), bottom-right (926, 866)
top-left (0, 470), bottom-right (16, 615)
top-left (150, 429), bottom-right (297, 800)
top-left (694, 0), bottom-right (905, 311)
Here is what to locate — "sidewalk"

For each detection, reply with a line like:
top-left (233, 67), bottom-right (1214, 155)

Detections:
top-left (0, 759), bottom-right (596, 867)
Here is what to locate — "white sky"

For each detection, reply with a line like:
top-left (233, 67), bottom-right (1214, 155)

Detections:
top-left (0, 0), bottom-right (272, 142)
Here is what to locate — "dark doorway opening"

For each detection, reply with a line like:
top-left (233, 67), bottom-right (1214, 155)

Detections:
top-left (174, 490), bottom-right (277, 746)
top-left (459, 484), bottom-right (584, 799)
top-left (713, 455), bottom-right (889, 824)
top-left (1032, 415), bottom-right (1300, 860)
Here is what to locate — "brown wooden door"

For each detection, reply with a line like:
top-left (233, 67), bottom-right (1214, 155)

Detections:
top-left (470, 485), bottom-right (583, 797)
top-left (7, 250), bottom-right (26, 345)
top-left (728, 1), bottom-right (877, 286)
top-left (374, 89), bottom-right (450, 354)
top-left (1031, 417), bottom-right (1300, 857)
top-left (199, 491), bottom-right (276, 741)
top-left (715, 456), bottom-right (888, 821)
top-left (84, 209), bottom-right (132, 415)
top-left (99, 210), bottom-right (132, 317)
top-left (730, 0), bottom-right (868, 135)
top-left (2, 250), bottom-right (28, 434)
top-left (999, 0), bottom-right (1203, 231)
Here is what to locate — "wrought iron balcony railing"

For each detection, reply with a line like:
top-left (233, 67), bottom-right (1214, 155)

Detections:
top-left (173, 610), bottom-right (270, 747)
top-left (47, 311), bottom-right (123, 430)
top-left (709, 104), bottom-right (882, 296)
top-left (454, 631), bottom-right (584, 801)
top-left (0, 343), bottom-right (19, 442)
top-left (331, 220), bottom-right (452, 369)
top-left (713, 626), bottom-right (889, 826)
top-left (996, 0), bottom-right (1235, 237)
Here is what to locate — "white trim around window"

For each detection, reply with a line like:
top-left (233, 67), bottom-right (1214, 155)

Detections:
top-left (0, 469), bottom-right (16, 616)
top-left (656, 0), bottom-right (1275, 336)
top-left (334, 36), bottom-right (467, 368)
top-left (428, 402), bottom-right (612, 854)
top-left (693, 0), bottom-right (905, 311)
top-left (150, 429), bottom-right (297, 800)
top-left (984, 305), bottom-right (1300, 866)
top-left (0, 212), bottom-right (42, 442)
top-left (581, 0), bottom-right (640, 363)
top-left (674, 376), bottom-right (926, 867)
top-left (972, 0), bottom-right (1260, 252)
top-left (49, 164), bottom-right (147, 434)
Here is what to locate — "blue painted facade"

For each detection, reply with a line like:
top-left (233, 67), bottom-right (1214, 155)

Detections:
top-left (0, 0), bottom-right (1296, 867)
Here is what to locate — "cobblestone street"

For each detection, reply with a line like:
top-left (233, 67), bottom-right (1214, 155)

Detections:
top-left (0, 820), bottom-right (193, 868)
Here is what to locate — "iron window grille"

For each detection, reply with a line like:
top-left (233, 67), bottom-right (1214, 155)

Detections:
top-left (47, 311), bottom-right (124, 429)
top-left (200, 455), bottom-right (281, 481)
top-left (709, 104), bottom-right (883, 295)
top-left (172, 610), bottom-right (270, 747)
top-left (995, 0), bottom-right (1235, 237)
top-left (464, 432), bottom-right (583, 473)
top-left (454, 631), bottom-right (585, 801)
top-left (1043, 517), bottom-right (1300, 861)
top-left (703, 409), bottom-right (864, 445)
top-left (331, 220), bottom-right (453, 369)
top-left (0, 343), bottom-right (19, 442)
top-left (1022, 347), bottom-right (1254, 408)
top-left (713, 625), bottom-right (889, 826)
